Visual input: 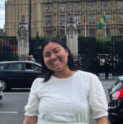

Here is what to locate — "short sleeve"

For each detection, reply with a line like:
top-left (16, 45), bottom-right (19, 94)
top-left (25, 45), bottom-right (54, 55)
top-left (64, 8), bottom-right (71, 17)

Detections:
top-left (24, 78), bottom-right (40, 116)
top-left (88, 75), bottom-right (108, 119)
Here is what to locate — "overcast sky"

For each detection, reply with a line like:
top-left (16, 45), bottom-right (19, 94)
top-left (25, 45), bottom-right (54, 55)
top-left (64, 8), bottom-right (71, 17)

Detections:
top-left (0, 0), bottom-right (5, 29)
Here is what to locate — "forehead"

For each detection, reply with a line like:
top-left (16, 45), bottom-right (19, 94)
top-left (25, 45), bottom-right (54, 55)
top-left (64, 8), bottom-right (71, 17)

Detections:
top-left (43, 42), bottom-right (63, 53)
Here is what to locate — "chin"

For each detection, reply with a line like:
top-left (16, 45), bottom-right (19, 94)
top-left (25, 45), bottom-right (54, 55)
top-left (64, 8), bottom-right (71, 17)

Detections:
top-left (53, 67), bottom-right (63, 72)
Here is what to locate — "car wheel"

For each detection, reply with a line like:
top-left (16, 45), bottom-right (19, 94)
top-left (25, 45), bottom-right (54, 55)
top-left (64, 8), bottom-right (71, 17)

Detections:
top-left (0, 80), bottom-right (9, 91)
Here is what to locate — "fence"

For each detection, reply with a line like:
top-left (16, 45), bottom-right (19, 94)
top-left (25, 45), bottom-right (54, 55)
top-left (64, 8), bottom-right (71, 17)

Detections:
top-left (0, 36), bottom-right (18, 61)
top-left (1, 35), bottom-right (123, 76)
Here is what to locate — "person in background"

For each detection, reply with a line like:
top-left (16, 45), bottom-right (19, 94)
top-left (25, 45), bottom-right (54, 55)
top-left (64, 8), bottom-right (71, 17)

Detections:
top-left (25, 64), bottom-right (34, 71)
top-left (30, 55), bottom-right (35, 62)
top-left (23, 37), bottom-right (108, 124)
top-left (95, 55), bottom-right (100, 76)
top-left (28, 55), bottom-right (31, 61)
top-left (75, 56), bottom-right (82, 68)
top-left (104, 55), bottom-right (110, 79)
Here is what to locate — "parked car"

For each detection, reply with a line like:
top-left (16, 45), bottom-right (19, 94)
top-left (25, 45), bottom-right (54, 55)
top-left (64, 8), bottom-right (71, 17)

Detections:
top-left (0, 61), bottom-right (42, 91)
top-left (0, 82), bottom-right (3, 100)
top-left (108, 76), bottom-right (123, 124)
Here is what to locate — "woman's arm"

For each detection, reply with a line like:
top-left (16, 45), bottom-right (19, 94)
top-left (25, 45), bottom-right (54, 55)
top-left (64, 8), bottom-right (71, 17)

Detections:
top-left (23, 116), bottom-right (37, 124)
top-left (95, 116), bottom-right (107, 124)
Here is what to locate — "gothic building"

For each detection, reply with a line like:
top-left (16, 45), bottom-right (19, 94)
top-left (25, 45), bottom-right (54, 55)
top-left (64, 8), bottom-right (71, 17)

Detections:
top-left (5, 0), bottom-right (123, 37)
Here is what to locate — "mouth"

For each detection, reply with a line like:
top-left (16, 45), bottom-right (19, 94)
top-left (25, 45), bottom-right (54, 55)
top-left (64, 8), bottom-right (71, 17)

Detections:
top-left (52, 60), bottom-right (61, 65)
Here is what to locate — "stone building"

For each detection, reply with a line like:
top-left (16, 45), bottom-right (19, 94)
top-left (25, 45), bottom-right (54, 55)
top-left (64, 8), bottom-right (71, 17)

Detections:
top-left (5, 0), bottom-right (123, 37)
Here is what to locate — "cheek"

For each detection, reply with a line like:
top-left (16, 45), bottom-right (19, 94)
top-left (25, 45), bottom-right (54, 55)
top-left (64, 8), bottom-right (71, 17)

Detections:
top-left (62, 55), bottom-right (68, 63)
top-left (44, 58), bottom-right (50, 65)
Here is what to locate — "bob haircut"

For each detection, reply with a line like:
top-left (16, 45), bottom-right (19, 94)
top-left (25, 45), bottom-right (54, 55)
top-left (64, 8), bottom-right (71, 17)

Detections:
top-left (40, 37), bottom-right (79, 82)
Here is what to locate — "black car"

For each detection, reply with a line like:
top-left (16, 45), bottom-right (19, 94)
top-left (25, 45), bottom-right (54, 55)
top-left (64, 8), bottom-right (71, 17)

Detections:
top-left (0, 61), bottom-right (42, 91)
top-left (108, 77), bottom-right (123, 124)
top-left (0, 82), bottom-right (3, 100)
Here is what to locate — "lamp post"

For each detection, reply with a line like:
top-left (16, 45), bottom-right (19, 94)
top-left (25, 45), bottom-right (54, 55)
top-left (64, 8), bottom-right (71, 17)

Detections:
top-left (29, 0), bottom-right (31, 43)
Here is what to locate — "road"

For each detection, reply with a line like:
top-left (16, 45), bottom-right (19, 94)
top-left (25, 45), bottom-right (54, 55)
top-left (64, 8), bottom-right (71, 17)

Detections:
top-left (0, 78), bottom-right (117, 124)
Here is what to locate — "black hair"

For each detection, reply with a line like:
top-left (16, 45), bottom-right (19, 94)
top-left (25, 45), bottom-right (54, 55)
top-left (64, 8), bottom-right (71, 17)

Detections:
top-left (40, 37), bottom-right (79, 82)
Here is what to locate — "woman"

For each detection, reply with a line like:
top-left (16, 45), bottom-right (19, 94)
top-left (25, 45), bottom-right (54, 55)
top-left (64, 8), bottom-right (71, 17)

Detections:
top-left (23, 37), bottom-right (108, 124)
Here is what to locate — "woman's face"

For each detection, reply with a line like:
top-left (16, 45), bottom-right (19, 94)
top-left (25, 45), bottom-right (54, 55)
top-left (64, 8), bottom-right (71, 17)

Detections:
top-left (43, 42), bottom-right (68, 72)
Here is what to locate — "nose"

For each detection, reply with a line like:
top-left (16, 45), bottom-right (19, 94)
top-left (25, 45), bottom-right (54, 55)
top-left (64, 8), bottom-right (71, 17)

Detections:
top-left (50, 53), bottom-right (57, 60)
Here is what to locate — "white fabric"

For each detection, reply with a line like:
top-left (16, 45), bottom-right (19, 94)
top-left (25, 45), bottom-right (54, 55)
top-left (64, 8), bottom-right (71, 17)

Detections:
top-left (25, 70), bottom-right (108, 124)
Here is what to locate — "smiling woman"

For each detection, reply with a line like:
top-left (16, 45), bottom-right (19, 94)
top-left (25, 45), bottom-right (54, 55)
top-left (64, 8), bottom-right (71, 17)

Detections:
top-left (23, 37), bottom-right (108, 124)
top-left (40, 37), bottom-right (78, 82)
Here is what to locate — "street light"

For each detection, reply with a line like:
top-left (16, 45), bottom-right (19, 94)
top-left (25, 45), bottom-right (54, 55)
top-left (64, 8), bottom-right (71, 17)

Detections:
top-left (29, 0), bottom-right (31, 43)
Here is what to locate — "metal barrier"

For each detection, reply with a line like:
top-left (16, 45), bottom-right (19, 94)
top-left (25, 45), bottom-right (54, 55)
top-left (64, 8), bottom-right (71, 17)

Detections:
top-left (0, 36), bottom-right (18, 61)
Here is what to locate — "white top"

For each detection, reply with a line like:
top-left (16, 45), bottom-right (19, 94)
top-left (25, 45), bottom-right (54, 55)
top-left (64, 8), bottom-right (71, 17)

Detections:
top-left (24, 70), bottom-right (108, 124)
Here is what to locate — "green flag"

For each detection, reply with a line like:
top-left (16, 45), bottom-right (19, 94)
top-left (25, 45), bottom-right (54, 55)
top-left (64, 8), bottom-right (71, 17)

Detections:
top-left (97, 15), bottom-right (105, 29)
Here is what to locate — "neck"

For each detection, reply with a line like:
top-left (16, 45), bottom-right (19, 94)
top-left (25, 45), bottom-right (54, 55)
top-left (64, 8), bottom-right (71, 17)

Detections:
top-left (53, 66), bottom-right (75, 79)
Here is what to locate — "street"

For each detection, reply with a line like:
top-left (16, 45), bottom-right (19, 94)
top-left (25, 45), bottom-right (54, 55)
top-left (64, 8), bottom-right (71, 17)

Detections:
top-left (0, 78), bottom-right (117, 124)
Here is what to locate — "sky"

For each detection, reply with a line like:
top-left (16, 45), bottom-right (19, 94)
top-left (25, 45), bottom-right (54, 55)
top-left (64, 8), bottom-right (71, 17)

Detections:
top-left (0, 0), bottom-right (5, 29)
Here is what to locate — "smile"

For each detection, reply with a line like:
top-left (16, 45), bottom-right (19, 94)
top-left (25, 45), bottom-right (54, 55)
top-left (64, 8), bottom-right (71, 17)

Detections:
top-left (53, 61), bottom-right (60, 65)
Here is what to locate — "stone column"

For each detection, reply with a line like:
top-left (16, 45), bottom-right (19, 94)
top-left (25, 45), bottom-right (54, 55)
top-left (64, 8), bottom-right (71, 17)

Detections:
top-left (17, 15), bottom-right (29, 60)
top-left (66, 15), bottom-right (78, 56)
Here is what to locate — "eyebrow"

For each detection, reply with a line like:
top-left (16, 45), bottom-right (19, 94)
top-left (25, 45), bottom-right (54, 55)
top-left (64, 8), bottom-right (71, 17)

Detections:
top-left (44, 47), bottom-right (60, 55)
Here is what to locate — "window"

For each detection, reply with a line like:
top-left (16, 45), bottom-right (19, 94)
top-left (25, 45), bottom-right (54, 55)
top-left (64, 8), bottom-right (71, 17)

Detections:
top-left (103, 2), bottom-right (110, 9)
top-left (60, 4), bottom-right (66, 11)
top-left (119, 29), bottom-right (123, 35)
top-left (18, 15), bottom-right (19, 21)
top-left (74, 15), bottom-right (80, 25)
top-left (89, 3), bottom-right (95, 10)
top-left (74, 3), bottom-right (80, 11)
top-left (118, 2), bottom-right (123, 9)
top-left (60, 15), bottom-right (65, 25)
top-left (78, 30), bottom-right (81, 35)
top-left (89, 15), bottom-right (95, 24)
top-left (0, 64), bottom-right (7, 70)
top-left (106, 14), bottom-right (110, 24)
top-left (25, 63), bottom-right (41, 71)
top-left (119, 14), bottom-right (123, 23)
top-left (46, 30), bottom-right (52, 35)
top-left (46, 4), bottom-right (52, 11)
top-left (18, 8), bottom-right (19, 14)
top-left (46, 16), bottom-right (52, 26)
top-left (7, 63), bottom-right (23, 70)
top-left (89, 29), bottom-right (95, 37)
top-left (106, 29), bottom-right (110, 36)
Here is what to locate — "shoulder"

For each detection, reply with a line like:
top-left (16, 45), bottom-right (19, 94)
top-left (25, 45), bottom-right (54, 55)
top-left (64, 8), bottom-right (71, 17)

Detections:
top-left (77, 70), bottom-right (98, 79)
top-left (33, 78), bottom-right (44, 84)
top-left (76, 70), bottom-right (99, 84)
top-left (31, 78), bottom-right (44, 90)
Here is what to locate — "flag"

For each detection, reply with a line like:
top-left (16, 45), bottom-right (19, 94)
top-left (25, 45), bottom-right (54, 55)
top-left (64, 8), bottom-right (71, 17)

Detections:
top-left (84, 14), bottom-right (86, 27)
top-left (0, 41), bottom-right (18, 52)
top-left (97, 14), bottom-right (105, 29)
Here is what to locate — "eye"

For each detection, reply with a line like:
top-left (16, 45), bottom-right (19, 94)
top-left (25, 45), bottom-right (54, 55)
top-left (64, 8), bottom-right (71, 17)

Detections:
top-left (54, 50), bottom-right (60, 53)
top-left (44, 54), bottom-right (50, 58)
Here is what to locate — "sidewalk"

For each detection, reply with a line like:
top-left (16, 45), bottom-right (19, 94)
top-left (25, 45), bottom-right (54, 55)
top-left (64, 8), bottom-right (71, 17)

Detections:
top-left (98, 75), bottom-right (118, 82)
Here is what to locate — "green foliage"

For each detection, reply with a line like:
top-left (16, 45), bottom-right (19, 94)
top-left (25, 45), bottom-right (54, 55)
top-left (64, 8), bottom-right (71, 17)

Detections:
top-left (78, 36), bottom-right (112, 54)
top-left (96, 37), bottom-right (111, 54)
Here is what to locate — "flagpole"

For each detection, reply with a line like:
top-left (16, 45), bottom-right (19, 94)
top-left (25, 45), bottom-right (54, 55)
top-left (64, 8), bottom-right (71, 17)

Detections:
top-left (65, 13), bottom-right (66, 35)
top-left (85, 12), bottom-right (86, 37)
top-left (104, 12), bottom-right (106, 38)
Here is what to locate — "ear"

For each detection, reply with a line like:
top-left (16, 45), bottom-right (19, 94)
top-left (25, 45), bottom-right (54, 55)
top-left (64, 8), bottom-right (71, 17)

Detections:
top-left (64, 48), bottom-right (68, 55)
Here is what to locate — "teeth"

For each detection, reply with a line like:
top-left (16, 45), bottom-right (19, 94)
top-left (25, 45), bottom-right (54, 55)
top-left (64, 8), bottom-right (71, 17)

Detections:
top-left (53, 61), bottom-right (60, 65)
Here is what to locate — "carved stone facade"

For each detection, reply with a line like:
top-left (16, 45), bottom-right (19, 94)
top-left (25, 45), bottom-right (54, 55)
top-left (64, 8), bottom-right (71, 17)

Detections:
top-left (66, 15), bottom-right (78, 56)
top-left (5, 0), bottom-right (123, 37)
top-left (18, 15), bottom-right (29, 59)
